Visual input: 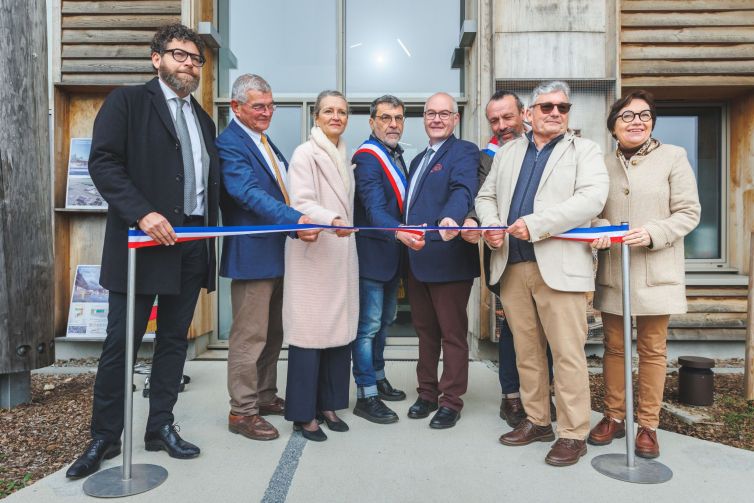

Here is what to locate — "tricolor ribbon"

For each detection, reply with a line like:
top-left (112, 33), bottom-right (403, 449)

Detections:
top-left (128, 224), bottom-right (629, 249)
top-left (482, 136), bottom-right (499, 158)
top-left (353, 140), bottom-right (408, 212)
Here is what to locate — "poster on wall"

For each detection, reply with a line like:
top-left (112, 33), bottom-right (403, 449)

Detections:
top-left (65, 138), bottom-right (108, 209)
top-left (66, 265), bottom-right (157, 337)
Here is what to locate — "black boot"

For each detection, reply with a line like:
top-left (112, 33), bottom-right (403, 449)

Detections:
top-left (377, 378), bottom-right (406, 401)
top-left (353, 396), bottom-right (399, 424)
top-left (66, 439), bottom-right (122, 479)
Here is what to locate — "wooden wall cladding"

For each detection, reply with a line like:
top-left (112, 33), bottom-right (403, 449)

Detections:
top-left (58, 0), bottom-right (181, 84)
top-left (621, 0), bottom-right (754, 88)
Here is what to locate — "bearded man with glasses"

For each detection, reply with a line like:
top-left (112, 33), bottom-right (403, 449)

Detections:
top-left (67, 24), bottom-right (220, 479)
top-left (476, 81), bottom-right (609, 466)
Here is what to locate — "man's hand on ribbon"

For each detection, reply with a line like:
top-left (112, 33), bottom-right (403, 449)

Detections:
top-left (296, 215), bottom-right (321, 242)
top-left (331, 218), bottom-right (356, 238)
top-left (138, 212), bottom-right (177, 246)
top-left (396, 224), bottom-right (426, 251)
top-left (438, 217), bottom-right (460, 241)
top-left (483, 227), bottom-right (505, 249)
top-left (507, 218), bottom-right (530, 241)
top-left (460, 218), bottom-right (482, 244)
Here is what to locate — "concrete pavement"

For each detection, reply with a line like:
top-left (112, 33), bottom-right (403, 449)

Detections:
top-left (7, 360), bottom-right (754, 502)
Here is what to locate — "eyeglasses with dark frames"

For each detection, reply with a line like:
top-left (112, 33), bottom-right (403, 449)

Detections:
top-left (619, 110), bottom-right (653, 123)
top-left (423, 110), bottom-right (455, 121)
top-left (163, 48), bottom-right (205, 67)
top-left (376, 114), bottom-right (405, 124)
top-left (531, 102), bottom-right (572, 114)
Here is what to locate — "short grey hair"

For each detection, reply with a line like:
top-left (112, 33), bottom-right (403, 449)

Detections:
top-left (530, 80), bottom-right (571, 106)
top-left (231, 74), bottom-right (271, 102)
top-left (370, 95), bottom-right (404, 118)
top-left (423, 92), bottom-right (458, 113)
top-left (313, 89), bottom-right (348, 118)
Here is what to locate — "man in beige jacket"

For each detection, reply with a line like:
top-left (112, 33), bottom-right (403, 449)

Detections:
top-left (475, 81), bottom-right (609, 466)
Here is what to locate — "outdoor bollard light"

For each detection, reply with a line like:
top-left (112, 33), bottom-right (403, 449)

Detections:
top-left (678, 356), bottom-right (715, 406)
top-left (592, 223), bottom-right (673, 484)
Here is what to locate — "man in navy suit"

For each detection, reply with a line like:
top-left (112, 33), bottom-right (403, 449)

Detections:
top-left (217, 74), bottom-right (319, 441)
top-left (351, 95), bottom-right (424, 424)
top-left (404, 92), bottom-right (480, 429)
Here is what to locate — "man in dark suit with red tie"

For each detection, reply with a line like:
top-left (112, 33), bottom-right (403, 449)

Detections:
top-left (404, 92), bottom-right (480, 429)
top-left (67, 24), bottom-right (220, 479)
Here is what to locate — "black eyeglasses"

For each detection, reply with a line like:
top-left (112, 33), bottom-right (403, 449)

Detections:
top-left (163, 48), bottom-right (205, 67)
top-left (619, 110), bottom-right (653, 123)
top-left (531, 102), bottom-right (572, 114)
top-left (423, 110), bottom-right (455, 121)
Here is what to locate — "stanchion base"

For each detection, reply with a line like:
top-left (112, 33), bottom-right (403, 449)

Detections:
top-left (83, 464), bottom-right (168, 498)
top-left (592, 453), bottom-right (672, 484)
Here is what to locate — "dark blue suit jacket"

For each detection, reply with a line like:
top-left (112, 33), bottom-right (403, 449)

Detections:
top-left (353, 137), bottom-right (407, 282)
top-left (217, 120), bottom-right (301, 280)
top-left (405, 134), bottom-right (480, 283)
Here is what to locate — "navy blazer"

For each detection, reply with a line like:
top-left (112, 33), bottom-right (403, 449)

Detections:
top-left (405, 134), bottom-right (480, 283)
top-left (353, 137), bottom-right (407, 282)
top-left (217, 120), bottom-right (301, 280)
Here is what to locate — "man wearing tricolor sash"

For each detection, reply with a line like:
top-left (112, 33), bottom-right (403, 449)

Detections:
top-left (351, 95), bottom-right (420, 424)
top-left (476, 81), bottom-right (609, 466)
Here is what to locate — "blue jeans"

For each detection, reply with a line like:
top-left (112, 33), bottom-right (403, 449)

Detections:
top-left (352, 276), bottom-right (399, 398)
top-left (498, 317), bottom-right (554, 394)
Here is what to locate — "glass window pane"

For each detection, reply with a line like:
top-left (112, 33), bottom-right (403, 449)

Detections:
top-left (654, 108), bottom-right (722, 260)
top-left (220, 0), bottom-right (337, 97)
top-left (345, 0), bottom-right (460, 98)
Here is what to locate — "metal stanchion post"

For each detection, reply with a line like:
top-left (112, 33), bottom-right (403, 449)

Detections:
top-left (84, 247), bottom-right (168, 498)
top-left (592, 225), bottom-right (673, 483)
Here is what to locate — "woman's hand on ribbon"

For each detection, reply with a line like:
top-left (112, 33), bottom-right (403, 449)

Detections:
top-left (331, 218), bottom-right (356, 237)
top-left (138, 212), bottom-right (177, 246)
top-left (397, 225), bottom-right (426, 251)
top-left (438, 217), bottom-right (460, 241)
top-left (460, 218), bottom-right (482, 244)
top-left (296, 215), bottom-right (321, 242)
top-left (590, 235), bottom-right (611, 249)
top-left (622, 226), bottom-right (652, 248)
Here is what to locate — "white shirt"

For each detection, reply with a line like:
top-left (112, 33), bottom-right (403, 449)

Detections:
top-left (159, 79), bottom-right (205, 216)
top-left (232, 117), bottom-right (288, 187)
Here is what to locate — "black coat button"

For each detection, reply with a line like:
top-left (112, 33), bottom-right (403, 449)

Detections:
top-left (173, 207), bottom-right (181, 214)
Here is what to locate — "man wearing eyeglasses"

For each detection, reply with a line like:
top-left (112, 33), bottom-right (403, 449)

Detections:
top-left (404, 92), bottom-right (480, 429)
top-left (350, 95), bottom-right (417, 425)
top-left (215, 74), bottom-right (319, 442)
top-left (68, 24), bottom-right (220, 479)
top-left (476, 81), bottom-right (609, 466)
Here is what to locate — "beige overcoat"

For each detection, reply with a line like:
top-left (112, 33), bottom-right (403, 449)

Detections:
top-left (593, 143), bottom-right (701, 315)
top-left (283, 127), bottom-right (359, 348)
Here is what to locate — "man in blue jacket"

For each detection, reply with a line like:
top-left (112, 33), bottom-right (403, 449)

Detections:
top-left (217, 74), bottom-right (318, 441)
top-left (405, 92), bottom-right (480, 429)
top-left (352, 95), bottom-right (425, 424)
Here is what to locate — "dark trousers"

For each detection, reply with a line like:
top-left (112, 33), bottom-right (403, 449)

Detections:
top-left (498, 318), bottom-right (554, 394)
top-left (90, 238), bottom-right (207, 442)
top-left (407, 269), bottom-right (473, 412)
top-left (284, 344), bottom-right (351, 423)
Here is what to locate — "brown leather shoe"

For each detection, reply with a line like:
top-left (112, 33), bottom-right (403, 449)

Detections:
top-left (588, 416), bottom-right (626, 446)
top-left (499, 396), bottom-right (527, 428)
top-left (545, 438), bottom-right (587, 467)
top-left (499, 419), bottom-right (555, 446)
top-left (259, 396), bottom-right (285, 416)
top-left (228, 414), bottom-right (279, 441)
top-left (635, 426), bottom-right (660, 459)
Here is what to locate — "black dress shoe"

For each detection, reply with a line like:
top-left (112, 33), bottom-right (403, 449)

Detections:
top-left (407, 398), bottom-right (438, 419)
top-left (315, 412), bottom-right (349, 432)
top-left (293, 422), bottom-right (328, 441)
top-left (377, 378), bottom-right (406, 401)
top-left (353, 397), bottom-right (399, 424)
top-left (144, 424), bottom-right (200, 459)
top-left (429, 406), bottom-right (461, 429)
top-left (66, 439), bottom-right (122, 479)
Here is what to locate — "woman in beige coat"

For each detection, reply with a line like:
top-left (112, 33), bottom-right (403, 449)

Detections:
top-left (588, 90), bottom-right (700, 458)
top-left (282, 90), bottom-right (358, 442)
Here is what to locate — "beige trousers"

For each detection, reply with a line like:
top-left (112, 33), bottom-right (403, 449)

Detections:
top-left (500, 262), bottom-right (591, 439)
top-left (602, 312), bottom-right (669, 429)
top-left (227, 278), bottom-right (284, 416)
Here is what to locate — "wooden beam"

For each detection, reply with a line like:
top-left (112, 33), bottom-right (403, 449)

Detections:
top-left (62, 44), bottom-right (150, 58)
top-left (62, 29), bottom-right (154, 44)
top-left (622, 43), bottom-right (754, 60)
top-left (622, 59), bottom-right (754, 74)
top-left (62, 58), bottom-right (155, 73)
top-left (623, 10), bottom-right (754, 27)
top-left (622, 27), bottom-right (754, 43)
top-left (60, 73), bottom-right (153, 84)
top-left (622, 0), bottom-right (754, 11)
top-left (61, 1), bottom-right (181, 14)
top-left (62, 14), bottom-right (180, 29)
top-left (746, 231), bottom-right (754, 400)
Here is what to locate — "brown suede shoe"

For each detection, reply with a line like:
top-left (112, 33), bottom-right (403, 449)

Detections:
top-left (228, 414), bottom-right (279, 441)
top-left (635, 426), bottom-right (660, 459)
top-left (259, 396), bottom-right (285, 416)
top-left (545, 438), bottom-right (587, 467)
top-left (499, 397), bottom-right (527, 428)
top-left (587, 416), bottom-right (626, 446)
top-left (499, 419), bottom-right (555, 446)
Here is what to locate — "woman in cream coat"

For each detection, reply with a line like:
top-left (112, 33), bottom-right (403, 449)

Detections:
top-left (283, 90), bottom-right (358, 442)
top-left (588, 90), bottom-right (700, 458)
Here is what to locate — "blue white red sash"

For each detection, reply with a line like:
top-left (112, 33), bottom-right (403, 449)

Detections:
top-left (482, 136), bottom-right (499, 158)
top-left (353, 140), bottom-right (408, 212)
top-left (128, 224), bottom-right (629, 249)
